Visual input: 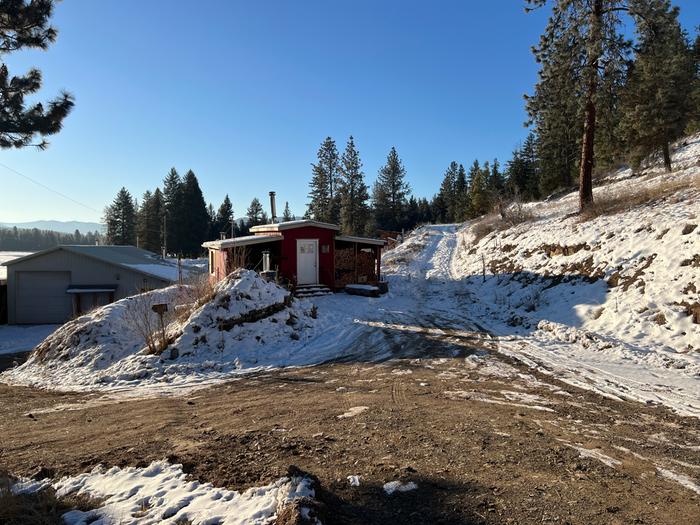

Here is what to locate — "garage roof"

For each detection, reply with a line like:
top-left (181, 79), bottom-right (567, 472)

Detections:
top-left (3, 245), bottom-right (182, 282)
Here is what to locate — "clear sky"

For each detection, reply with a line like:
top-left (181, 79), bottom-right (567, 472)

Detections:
top-left (1, 0), bottom-right (698, 224)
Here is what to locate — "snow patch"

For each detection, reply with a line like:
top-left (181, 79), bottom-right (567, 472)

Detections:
top-left (14, 460), bottom-right (317, 525)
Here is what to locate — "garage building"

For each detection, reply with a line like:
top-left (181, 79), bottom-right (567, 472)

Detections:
top-left (3, 245), bottom-right (180, 324)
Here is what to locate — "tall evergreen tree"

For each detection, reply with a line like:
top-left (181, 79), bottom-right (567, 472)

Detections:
top-left (104, 187), bottom-right (137, 246)
top-left (490, 159), bottom-right (505, 195)
top-left (687, 29), bottom-right (700, 134)
top-left (214, 194), bottom-right (234, 238)
top-left (468, 160), bottom-right (493, 217)
top-left (307, 137), bottom-right (340, 223)
top-left (0, 0), bottom-right (74, 149)
top-left (282, 201), bottom-right (293, 222)
top-left (162, 168), bottom-right (183, 254)
top-left (527, 0), bottom-right (632, 211)
top-left (372, 147), bottom-right (411, 231)
top-left (338, 136), bottom-right (370, 235)
top-left (136, 189), bottom-right (164, 253)
top-left (454, 163), bottom-right (470, 221)
top-left (619, 1), bottom-right (695, 171)
top-left (246, 197), bottom-right (265, 227)
top-left (178, 170), bottom-right (209, 256)
top-left (506, 134), bottom-right (540, 201)
top-left (435, 162), bottom-right (459, 223)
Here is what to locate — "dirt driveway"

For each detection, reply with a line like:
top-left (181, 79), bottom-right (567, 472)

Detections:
top-left (1, 327), bottom-right (698, 525)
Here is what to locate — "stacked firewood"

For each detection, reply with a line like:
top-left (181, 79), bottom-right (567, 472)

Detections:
top-left (334, 247), bottom-right (378, 286)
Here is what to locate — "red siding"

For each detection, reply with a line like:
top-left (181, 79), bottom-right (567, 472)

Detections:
top-left (277, 226), bottom-right (336, 288)
top-left (208, 226), bottom-right (337, 288)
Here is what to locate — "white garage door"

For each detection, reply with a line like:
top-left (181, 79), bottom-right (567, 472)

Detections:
top-left (16, 271), bottom-right (72, 324)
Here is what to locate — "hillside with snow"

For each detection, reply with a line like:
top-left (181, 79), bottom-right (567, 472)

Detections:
top-left (1, 270), bottom-right (321, 393)
top-left (383, 134), bottom-right (700, 416)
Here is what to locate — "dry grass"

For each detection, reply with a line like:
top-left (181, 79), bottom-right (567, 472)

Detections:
top-left (580, 171), bottom-right (700, 221)
top-left (123, 292), bottom-right (173, 355)
top-left (472, 202), bottom-right (535, 244)
top-left (0, 471), bottom-right (102, 525)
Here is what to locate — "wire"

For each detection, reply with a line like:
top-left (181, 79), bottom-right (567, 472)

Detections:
top-left (0, 161), bottom-right (102, 215)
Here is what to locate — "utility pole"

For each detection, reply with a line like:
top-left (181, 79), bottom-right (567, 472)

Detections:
top-left (162, 214), bottom-right (167, 258)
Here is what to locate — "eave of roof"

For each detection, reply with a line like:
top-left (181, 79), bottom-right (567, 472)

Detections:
top-left (335, 234), bottom-right (386, 246)
top-left (2, 245), bottom-right (176, 282)
top-left (202, 234), bottom-right (283, 250)
top-left (249, 219), bottom-right (340, 232)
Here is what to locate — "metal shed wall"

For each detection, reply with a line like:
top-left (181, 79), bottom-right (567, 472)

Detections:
top-left (7, 249), bottom-right (170, 324)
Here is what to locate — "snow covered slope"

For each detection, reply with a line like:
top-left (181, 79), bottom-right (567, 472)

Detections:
top-left (448, 135), bottom-right (700, 416)
top-left (1, 270), bottom-right (320, 393)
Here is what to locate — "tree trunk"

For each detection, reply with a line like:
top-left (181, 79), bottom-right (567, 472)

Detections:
top-left (578, 0), bottom-right (603, 212)
top-left (662, 142), bottom-right (672, 172)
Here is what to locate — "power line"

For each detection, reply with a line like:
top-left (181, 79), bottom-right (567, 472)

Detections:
top-left (0, 161), bottom-right (102, 215)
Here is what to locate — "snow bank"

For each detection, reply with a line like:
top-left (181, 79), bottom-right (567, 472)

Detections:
top-left (13, 460), bottom-right (319, 525)
top-left (1, 270), bottom-right (320, 393)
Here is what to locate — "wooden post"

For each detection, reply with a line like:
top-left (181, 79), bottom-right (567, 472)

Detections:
top-left (354, 242), bottom-right (358, 283)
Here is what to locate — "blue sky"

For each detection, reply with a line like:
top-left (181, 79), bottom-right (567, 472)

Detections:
top-left (1, 0), bottom-right (698, 223)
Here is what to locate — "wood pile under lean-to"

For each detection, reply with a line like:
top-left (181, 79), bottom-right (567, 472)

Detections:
top-left (335, 246), bottom-right (378, 287)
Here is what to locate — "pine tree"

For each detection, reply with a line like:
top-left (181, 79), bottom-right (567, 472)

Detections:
top-left (372, 147), bottom-right (411, 231)
top-left (136, 188), bottom-right (164, 253)
top-left (206, 203), bottom-right (216, 239)
top-left (527, 0), bottom-right (632, 211)
top-left (162, 168), bottom-right (183, 254)
top-left (177, 170), bottom-right (209, 256)
top-left (246, 197), bottom-right (265, 227)
top-left (435, 162), bottom-right (459, 223)
top-left (0, 0), bottom-right (74, 149)
top-left (282, 201), bottom-right (293, 222)
top-left (453, 163), bottom-right (469, 221)
top-left (307, 137), bottom-right (340, 223)
top-left (468, 160), bottom-right (492, 217)
top-left (405, 196), bottom-right (420, 229)
top-left (506, 134), bottom-right (540, 201)
top-left (338, 136), bottom-right (370, 235)
top-left (104, 187), bottom-right (137, 245)
top-left (214, 194), bottom-right (234, 238)
top-left (687, 30), bottom-right (700, 134)
top-left (490, 159), bottom-right (505, 195)
top-left (619, 1), bottom-right (695, 171)
top-left (686, 30), bottom-right (700, 135)
top-left (417, 197), bottom-right (433, 225)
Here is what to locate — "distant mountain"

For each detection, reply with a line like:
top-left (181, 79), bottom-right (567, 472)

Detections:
top-left (0, 220), bottom-right (105, 234)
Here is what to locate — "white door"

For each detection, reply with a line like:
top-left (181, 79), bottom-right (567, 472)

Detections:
top-left (296, 239), bottom-right (318, 285)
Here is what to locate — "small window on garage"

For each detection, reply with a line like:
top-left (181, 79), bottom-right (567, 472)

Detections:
top-left (209, 250), bottom-right (215, 274)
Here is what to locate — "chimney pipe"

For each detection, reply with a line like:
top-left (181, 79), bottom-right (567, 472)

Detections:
top-left (269, 191), bottom-right (277, 224)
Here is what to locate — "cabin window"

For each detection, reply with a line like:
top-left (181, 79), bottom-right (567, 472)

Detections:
top-left (209, 250), bottom-right (215, 274)
top-left (321, 244), bottom-right (330, 254)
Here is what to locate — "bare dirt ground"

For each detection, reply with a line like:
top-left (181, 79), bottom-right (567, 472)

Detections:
top-left (1, 329), bottom-right (698, 525)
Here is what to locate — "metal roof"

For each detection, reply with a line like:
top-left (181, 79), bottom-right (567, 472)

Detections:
top-left (249, 219), bottom-right (340, 233)
top-left (202, 234), bottom-right (283, 250)
top-left (335, 234), bottom-right (386, 246)
top-left (3, 245), bottom-right (180, 282)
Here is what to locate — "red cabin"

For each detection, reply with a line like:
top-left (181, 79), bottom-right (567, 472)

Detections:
top-left (203, 219), bottom-right (385, 291)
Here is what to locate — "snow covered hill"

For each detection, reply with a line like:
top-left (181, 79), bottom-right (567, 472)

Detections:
top-left (1, 270), bottom-right (320, 393)
top-left (388, 134), bottom-right (700, 417)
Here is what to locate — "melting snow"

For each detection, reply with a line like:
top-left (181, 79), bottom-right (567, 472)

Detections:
top-left (13, 460), bottom-right (316, 525)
